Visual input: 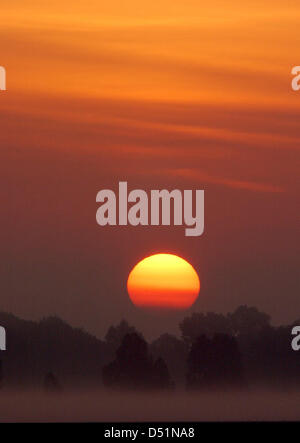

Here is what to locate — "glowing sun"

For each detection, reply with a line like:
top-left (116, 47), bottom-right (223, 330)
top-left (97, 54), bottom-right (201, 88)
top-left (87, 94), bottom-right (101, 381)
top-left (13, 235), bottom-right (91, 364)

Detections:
top-left (127, 253), bottom-right (200, 310)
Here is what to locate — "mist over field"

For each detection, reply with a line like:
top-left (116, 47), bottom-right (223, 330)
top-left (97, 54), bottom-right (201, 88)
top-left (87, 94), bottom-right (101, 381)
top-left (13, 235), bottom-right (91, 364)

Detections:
top-left (1, 388), bottom-right (300, 422)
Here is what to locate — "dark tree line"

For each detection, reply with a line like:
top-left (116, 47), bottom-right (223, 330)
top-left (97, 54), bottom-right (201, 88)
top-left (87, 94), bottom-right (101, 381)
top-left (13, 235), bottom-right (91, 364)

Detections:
top-left (102, 326), bottom-right (244, 390)
top-left (102, 306), bottom-right (300, 390)
top-left (0, 306), bottom-right (300, 391)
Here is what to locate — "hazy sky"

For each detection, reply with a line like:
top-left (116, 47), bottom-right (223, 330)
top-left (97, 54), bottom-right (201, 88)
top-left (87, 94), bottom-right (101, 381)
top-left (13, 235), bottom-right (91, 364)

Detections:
top-left (1, 1), bottom-right (299, 339)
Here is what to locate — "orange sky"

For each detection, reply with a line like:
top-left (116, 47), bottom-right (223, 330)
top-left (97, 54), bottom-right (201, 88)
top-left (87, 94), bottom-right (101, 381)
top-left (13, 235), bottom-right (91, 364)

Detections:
top-left (1, 1), bottom-right (299, 192)
top-left (2, 1), bottom-right (300, 105)
top-left (0, 1), bottom-right (299, 337)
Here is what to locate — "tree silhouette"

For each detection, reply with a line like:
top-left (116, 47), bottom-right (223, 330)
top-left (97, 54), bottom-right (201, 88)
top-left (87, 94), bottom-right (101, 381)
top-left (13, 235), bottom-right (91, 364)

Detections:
top-left (0, 308), bottom-right (300, 390)
top-left (103, 333), bottom-right (152, 389)
top-left (210, 334), bottom-right (244, 386)
top-left (228, 305), bottom-right (270, 337)
top-left (186, 335), bottom-right (211, 388)
top-left (186, 333), bottom-right (243, 389)
top-left (180, 306), bottom-right (270, 345)
top-left (105, 320), bottom-right (141, 352)
top-left (102, 333), bottom-right (173, 390)
top-left (150, 333), bottom-right (188, 385)
top-left (0, 312), bottom-right (108, 387)
top-left (238, 325), bottom-right (300, 387)
top-left (180, 312), bottom-right (231, 344)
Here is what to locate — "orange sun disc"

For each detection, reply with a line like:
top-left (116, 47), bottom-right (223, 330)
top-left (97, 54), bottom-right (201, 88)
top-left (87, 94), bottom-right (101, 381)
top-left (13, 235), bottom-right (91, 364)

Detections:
top-left (127, 253), bottom-right (200, 310)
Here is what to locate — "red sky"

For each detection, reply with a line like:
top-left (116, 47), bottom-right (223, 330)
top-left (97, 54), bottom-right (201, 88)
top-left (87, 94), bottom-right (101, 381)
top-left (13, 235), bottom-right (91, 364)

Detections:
top-left (0, 1), bottom-right (299, 338)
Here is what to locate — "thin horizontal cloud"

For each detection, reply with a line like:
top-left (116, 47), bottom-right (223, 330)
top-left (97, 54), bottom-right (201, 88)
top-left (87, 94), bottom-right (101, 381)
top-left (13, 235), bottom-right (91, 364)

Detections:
top-left (0, 93), bottom-right (298, 194)
top-left (2, 94), bottom-right (299, 153)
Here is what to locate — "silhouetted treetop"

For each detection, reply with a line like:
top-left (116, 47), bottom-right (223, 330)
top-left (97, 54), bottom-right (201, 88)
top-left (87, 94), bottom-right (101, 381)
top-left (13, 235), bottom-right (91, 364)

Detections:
top-left (180, 312), bottom-right (231, 343)
top-left (228, 305), bottom-right (270, 336)
top-left (180, 305), bottom-right (270, 344)
top-left (105, 320), bottom-right (142, 352)
top-left (0, 312), bottom-right (107, 387)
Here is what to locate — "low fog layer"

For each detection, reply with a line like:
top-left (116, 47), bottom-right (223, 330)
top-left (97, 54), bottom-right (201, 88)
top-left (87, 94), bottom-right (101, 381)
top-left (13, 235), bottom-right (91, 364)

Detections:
top-left (1, 388), bottom-right (300, 422)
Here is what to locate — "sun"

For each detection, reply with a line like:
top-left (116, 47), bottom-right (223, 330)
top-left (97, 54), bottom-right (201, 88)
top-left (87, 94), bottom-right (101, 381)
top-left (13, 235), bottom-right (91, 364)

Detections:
top-left (127, 253), bottom-right (200, 310)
